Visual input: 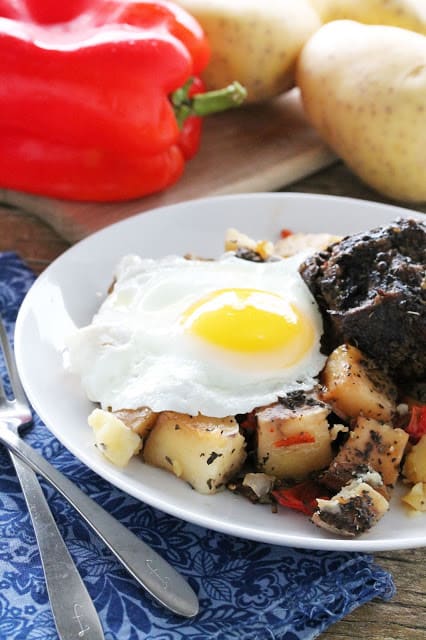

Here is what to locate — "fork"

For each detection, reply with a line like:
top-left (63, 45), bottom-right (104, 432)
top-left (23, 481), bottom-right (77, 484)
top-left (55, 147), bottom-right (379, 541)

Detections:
top-left (0, 318), bottom-right (105, 640)
top-left (0, 320), bottom-right (199, 619)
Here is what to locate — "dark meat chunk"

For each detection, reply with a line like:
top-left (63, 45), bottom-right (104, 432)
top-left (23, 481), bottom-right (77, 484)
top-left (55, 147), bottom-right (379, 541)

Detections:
top-left (299, 218), bottom-right (426, 381)
top-left (319, 416), bottom-right (409, 498)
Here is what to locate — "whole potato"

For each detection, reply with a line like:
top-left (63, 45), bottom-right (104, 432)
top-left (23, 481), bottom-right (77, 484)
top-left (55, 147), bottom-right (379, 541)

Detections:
top-left (175, 0), bottom-right (321, 103)
top-left (297, 20), bottom-right (426, 202)
top-left (310, 0), bottom-right (426, 34)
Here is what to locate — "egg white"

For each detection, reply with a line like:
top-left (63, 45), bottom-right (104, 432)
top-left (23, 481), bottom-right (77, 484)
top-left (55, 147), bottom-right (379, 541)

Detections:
top-left (67, 253), bottom-right (326, 417)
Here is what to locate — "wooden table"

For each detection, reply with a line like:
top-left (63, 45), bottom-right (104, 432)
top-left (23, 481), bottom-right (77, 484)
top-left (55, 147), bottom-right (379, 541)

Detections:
top-left (1, 162), bottom-right (425, 640)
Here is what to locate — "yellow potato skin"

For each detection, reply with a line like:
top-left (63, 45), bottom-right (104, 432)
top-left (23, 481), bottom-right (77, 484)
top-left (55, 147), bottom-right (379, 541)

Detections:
top-left (176, 0), bottom-right (321, 103)
top-left (310, 0), bottom-right (426, 35)
top-left (297, 20), bottom-right (426, 202)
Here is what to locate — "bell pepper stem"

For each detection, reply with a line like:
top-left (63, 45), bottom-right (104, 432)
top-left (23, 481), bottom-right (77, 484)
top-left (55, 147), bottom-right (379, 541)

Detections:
top-left (172, 80), bottom-right (247, 128)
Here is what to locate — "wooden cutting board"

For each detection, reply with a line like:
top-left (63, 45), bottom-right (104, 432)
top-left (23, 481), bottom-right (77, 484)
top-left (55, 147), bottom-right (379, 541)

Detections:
top-left (0, 89), bottom-right (336, 244)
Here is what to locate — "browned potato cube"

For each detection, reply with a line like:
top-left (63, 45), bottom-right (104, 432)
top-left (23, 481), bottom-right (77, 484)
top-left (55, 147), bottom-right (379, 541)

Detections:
top-left (143, 412), bottom-right (246, 494)
top-left (256, 399), bottom-right (333, 481)
top-left (321, 344), bottom-right (397, 421)
top-left (403, 435), bottom-right (426, 484)
top-left (321, 416), bottom-right (409, 496)
top-left (312, 480), bottom-right (389, 537)
top-left (224, 228), bottom-right (273, 259)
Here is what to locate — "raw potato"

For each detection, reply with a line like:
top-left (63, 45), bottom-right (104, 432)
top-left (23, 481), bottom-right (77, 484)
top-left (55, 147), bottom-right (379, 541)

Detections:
top-left (403, 434), bottom-right (426, 483)
top-left (297, 20), bottom-right (426, 202)
top-left (321, 344), bottom-right (397, 422)
top-left (176, 0), bottom-right (321, 102)
top-left (89, 408), bottom-right (143, 467)
top-left (143, 412), bottom-right (246, 494)
top-left (309, 0), bottom-right (426, 35)
top-left (256, 401), bottom-right (333, 480)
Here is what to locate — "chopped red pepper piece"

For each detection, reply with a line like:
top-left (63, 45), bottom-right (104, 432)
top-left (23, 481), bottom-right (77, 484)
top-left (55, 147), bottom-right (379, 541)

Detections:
top-left (272, 480), bottom-right (329, 517)
top-left (0, 0), bottom-right (246, 201)
top-left (273, 433), bottom-right (315, 447)
top-left (280, 228), bottom-right (293, 239)
top-left (406, 405), bottom-right (426, 443)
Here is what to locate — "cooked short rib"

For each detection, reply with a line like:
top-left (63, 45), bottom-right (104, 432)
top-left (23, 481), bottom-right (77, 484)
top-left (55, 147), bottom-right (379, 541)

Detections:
top-left (299, 218), bottom-right (426, 381)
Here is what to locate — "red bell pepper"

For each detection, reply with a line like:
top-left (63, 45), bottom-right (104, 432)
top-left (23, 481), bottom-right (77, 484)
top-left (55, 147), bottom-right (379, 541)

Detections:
top-left (272, 480), bottom-right (330, 517)
top-left (0, 0), bottom-right (246, 201)
top-left (406, 405), bottom-right (426, 443)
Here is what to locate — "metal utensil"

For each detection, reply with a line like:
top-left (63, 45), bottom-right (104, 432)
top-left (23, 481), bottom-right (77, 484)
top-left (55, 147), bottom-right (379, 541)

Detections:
top-left (0, 318), bottom-right (105, 640)
top-left (0, 323), bottom-right (199, 619)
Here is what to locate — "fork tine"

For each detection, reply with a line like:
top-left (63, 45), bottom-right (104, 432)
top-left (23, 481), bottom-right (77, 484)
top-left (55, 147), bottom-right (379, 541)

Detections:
top-left (0, 317), bottom-right (27, 406)
top-left (0, 320), bottom-right (10, 404)
top-left (0, 374), bottom-right (8, 405)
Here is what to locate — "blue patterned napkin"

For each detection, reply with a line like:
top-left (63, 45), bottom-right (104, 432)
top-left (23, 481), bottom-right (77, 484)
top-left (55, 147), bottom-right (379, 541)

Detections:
top-left (0, 252), bottom-right (395, 640)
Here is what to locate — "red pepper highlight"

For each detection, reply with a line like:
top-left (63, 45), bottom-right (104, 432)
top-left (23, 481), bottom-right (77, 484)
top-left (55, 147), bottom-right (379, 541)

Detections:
top-left (280, 228), bottom-right (293, 239)
top-left (0, 0), bottom-right (246, 201)
top-left (239, 411), bottom-right (257, 432)
top-left (273, 433), bottom-right (315, 448)
top-left (272, 480), bottom-right (329, 517)
top-left (406, 405), bottom-right (426, 443)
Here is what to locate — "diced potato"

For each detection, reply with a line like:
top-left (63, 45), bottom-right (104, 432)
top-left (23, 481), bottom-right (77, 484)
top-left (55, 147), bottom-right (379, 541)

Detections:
top-left (256, 400), bottom-right (333, 480)
top-left (224, 228), bottom-right (341, 261)
top-left (242, 473), bottom-right (275, 502)
top-left (112, 407), bottom-right (158, 438)
top-left (224, 227), bottom-right (256, 252)
top-left (143, 412), bottom-right (246, 494)
top-left (321, 416), bottom-right (409, 495)
top-left (89, 408), bottom-right (143, 467)
top-left (312, 479), bottom-right (389, 536)
top-left (402, 482), bottom-right (426, 512)
top-left (321, 344), bottom-right (397, 421)
top-left (274, 232), bottom-right (341, 258)
top-left (403, 435), bottom-right (426, 484)
top-left (224, 228), bottom-right (273, 260)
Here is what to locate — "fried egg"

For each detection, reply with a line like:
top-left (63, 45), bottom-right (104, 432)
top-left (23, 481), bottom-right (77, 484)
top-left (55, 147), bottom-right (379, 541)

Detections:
top-left (67, 253), bottom-right (326, 417)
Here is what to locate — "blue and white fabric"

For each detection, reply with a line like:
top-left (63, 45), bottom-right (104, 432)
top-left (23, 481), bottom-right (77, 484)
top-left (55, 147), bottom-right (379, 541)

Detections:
top-left (0, 252), bottom-right (395, 640)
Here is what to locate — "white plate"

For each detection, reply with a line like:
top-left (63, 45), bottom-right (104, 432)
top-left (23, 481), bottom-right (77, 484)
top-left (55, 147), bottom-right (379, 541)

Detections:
top-left (15, 193), bottom-right (426, 551)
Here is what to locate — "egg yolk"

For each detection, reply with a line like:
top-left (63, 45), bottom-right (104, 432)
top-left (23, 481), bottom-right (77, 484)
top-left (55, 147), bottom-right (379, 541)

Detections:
top-left (181, 288), bottom-right (315, 365)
